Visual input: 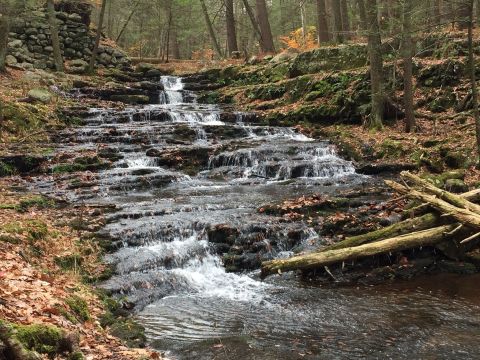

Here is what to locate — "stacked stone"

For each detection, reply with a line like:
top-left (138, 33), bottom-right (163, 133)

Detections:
top-left (7, 8), bottom-right (129, 71)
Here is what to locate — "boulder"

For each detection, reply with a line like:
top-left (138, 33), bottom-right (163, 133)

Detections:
top-left (68, 59), bottom-right (88, 74)
top-left (135, 62), bottom-right (156, 73)
top-left (6, 55), bottom-right (17, 66)
top-left (27, 88), bottom-right (53, 104)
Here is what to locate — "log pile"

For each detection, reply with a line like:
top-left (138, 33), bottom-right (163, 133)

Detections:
top-left (261, 171), bottom-right (480, 278)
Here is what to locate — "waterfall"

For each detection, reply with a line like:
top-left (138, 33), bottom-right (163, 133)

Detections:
top-left (161, 76), bottom-right (184, 104)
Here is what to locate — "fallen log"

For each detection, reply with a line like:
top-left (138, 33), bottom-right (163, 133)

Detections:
top-left (386, 180), bottom-right (480, 230)
top-left (401, 172), bottom-right (480, 215)
top-left (318, 188), bottom-right (480, 252)
top-left (261, 224), bottom-right (457, 278)
top-left (318, 213), bottom-right (440, 252)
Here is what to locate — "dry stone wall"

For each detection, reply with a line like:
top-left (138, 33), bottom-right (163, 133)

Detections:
top-left (7, 4), bottom-right (129, 72)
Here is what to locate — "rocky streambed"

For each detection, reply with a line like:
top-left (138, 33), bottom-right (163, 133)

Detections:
top-left (19, 76), bottom-right (480, 359)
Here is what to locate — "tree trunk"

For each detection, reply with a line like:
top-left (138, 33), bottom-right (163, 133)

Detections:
top-left (226, 0), bottom-right (239, 56)
top-left (357, 0), bottom-right (367, 32)
top-left (115, 0), bottom-right (141, 43)
top-left (0, 14), bottom-right (9, 72)
top-left (402, 0), bottom-right (415, 132)
top-left (261, 224), bottom-right (456, 278)
top-left (466, 0), bottom-right (480, 164)
top-left (241, 0), bottom-right (262, 46)
top-left (88, 0), bottom-right (108, 74)
top-left (199, 0), bottom-right (223, 57)
top-left (300, 0), bottom-right (308, 45)
top-left (457, 0), bottom-right (470, 30)
top-left (340, 0), bottom-right (350, 38)
top-left (331, 0), bottom-right (344, 43)
top-left (46, 0), bottom-right (64, 72)
top-left (165, 6), bottom-right (172, 62)
top-left (255, 0), bottom-right (275, 53)
top-left (433, 0), bottom-right (441, 25)
top-left (365, 0), bottom-right (384, 129)
top-left (316, 0), bottom-right (330, 44)
top-left (171, 24), bottom-right (180, 59)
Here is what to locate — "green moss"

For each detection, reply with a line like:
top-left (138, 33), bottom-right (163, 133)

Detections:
top-left (14, 323), bottom-right (64, 357)
top-left (55, 254), bottom-right (83, 271)
top-left (53, 156), bottom-right (110, 174)
top-left (0, 161), bottom-right (15, 176)
top-left (68, 351), bottom-right (85, 360)
top-left (65, 295), bottom-right (90, 322)
top-left (377, 139), bottom-right (405, 158)
top-left (247, 85), bottom-right (286, 101)
top-left (18, 195), bottom-right (55, 212)
top-left (109, 319), bottom-right (147, 348)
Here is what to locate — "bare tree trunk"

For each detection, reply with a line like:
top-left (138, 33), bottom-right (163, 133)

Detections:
top-left (331, 0), bottom-right (344, 43)
top-left (0, 14), bottom-right (8, 72)
top-left (46, 0), bottom-right (64, 72)
top-left (300, 0), bottom-right (308, 45)
top-left (316, 0), bottom-right (330, 44)
top-left (171, 24), bottom-right (180, 59)
top-left (255, 0), bottom-right (275, 53)
top-left (115, 0), bottom-right (141, 42)
top-left (433, 0), bottom-right (441, 25)
top-left (365, 0), bottom-right (384, 129)
top-left (242, 0), bottom-right (262, 45)
top-left (457, 0), bottom-right (470, 30)
top-left (88, 0), bottom-right (108, 74)
top-left (466, 0), bottom-right (480, 164)
top-left (226, 0), bottom-right (239, 55)
top-left (165, 6), bottom-right (172, 62)
top-left (340, 0), bottom-right (350, 39)
top-left (402, 0), bottom-right (415, 132)
top-left (199, 0), bottom-right (223, 57)
top-left (107, 0), bottom-right (113, 37)
top-left (357, 0), bottom-right (368, 32)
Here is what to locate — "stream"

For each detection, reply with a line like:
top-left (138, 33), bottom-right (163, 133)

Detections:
top-left (37, 76), bottom-right (480, 359)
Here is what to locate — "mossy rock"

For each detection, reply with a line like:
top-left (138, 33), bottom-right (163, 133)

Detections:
top-left (423, 169), bottom-right (465, 188)
top-left (27, 88), bottom-right (53, 104)
top-left (109, 94), bottom-right (150, 104)
top-left (289, 44), bottom-right (368, 77)
top-left (248, 84), bottom-right (286, 101)
top-left (65, 295), bottom-right (90, 322)
top-left (442, 150), bottom-right (468, 169)
top-left (109, 319), bottom-right (146, 348)
top-left (55, 254), bottom-right (83, 271)
top-left (437, 260), bottom-right (477, 274)
top-left (13, 323), bottom-right (66, 357)
top-left (444, 178), bottom-right (469, 193)
top-left (377, 139), bottom-right (405, 158)
top-left (0, 161), bottom-right (15, 176)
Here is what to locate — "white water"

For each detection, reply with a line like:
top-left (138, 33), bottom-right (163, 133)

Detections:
top-left (161, 76), bottom-right (184, 104)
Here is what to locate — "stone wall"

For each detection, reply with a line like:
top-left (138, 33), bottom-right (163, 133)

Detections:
top-left (7, 3), bottom-right (129, 72)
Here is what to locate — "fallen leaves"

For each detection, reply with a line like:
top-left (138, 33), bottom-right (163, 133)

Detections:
top-left (0, 180), bottom-right (162, 359)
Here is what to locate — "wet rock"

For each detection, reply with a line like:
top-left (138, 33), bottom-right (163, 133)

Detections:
top-left (208, 224), bottom-right (239, 246)
top-left (437, 260), bottom-right (477, 275)
top-left (109, 94), bottom-right (150, 104)
top-left (356, 162), bottom-right (418, 175)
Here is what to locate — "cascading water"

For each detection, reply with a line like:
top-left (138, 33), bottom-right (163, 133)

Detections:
top-left (160, 76), bottom-right (184, 104)
top-left (37, 76), bottom-right (480, 359)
